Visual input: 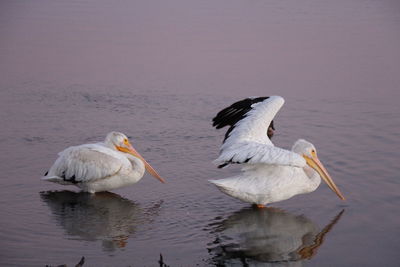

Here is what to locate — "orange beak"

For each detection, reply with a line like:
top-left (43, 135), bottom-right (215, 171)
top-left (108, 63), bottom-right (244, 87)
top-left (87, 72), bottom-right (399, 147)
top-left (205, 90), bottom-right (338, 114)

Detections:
top-left (304, 152), bottom-right (345, 200)
top-left (117, 144), bottom-right (165, 183)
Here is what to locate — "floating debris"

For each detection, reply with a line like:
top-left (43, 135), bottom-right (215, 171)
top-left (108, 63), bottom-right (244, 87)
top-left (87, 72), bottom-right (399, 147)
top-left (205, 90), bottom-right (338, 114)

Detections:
top-left (159, 254), bottom-right (170, 267)
top-left (45, 256), bottom-right (84, 267)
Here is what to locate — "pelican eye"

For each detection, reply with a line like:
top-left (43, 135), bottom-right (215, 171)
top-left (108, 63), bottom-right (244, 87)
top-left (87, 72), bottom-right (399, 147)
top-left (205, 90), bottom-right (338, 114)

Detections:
top-left (311, 149), bottom-right (316, 157)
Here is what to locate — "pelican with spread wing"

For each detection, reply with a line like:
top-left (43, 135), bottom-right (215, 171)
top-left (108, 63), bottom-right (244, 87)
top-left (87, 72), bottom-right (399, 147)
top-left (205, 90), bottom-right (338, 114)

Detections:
top-left (210, 96), bottom-right (345, 207)
top-left (42, 132), bottom-right (165, 193)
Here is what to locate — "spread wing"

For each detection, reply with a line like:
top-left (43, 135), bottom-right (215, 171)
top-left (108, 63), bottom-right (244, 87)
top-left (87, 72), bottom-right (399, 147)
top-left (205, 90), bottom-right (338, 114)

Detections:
top-left (44, 144), bottom-right (128, 183)
top-left (212, 96), bottom-right (306, 168)
top-left (212, 96), bottom-right (273, 143)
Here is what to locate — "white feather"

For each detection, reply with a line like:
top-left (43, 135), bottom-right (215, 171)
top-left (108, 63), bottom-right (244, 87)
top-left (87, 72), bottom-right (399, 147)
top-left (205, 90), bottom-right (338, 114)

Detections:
top-left (46, 144), bottom-right (128, 183)
top-left (213, 142), bottom-right (306, 167)
top-left (223, 96), bottom-right (284, 145)
top-left (210, 164), bottom-right (320, 205)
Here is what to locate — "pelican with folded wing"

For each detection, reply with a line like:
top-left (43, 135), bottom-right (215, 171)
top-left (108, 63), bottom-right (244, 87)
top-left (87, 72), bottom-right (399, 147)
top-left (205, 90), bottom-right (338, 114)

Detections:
top-left (210, 96), bottom-right (345, 207)
top-left (42, 132), bottom-right (165, 193)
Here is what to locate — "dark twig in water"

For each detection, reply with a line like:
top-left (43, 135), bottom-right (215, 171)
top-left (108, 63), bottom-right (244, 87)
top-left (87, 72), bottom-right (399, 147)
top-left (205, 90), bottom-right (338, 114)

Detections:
top-left (45, 256), bottom-right (84, 267)
top-left (46, 255), bottom-right (172, 266)
top-left (159, 254), bottom-right (170, 267)
top-left (75, 257), bottom-right (85, 267)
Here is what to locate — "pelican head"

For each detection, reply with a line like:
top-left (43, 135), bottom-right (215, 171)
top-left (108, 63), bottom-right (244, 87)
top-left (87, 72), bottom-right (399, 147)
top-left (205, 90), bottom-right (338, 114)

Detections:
top-left (105, 132), bottom-right (165, 183)
top-left (292, 139), bottom-right (345, 200)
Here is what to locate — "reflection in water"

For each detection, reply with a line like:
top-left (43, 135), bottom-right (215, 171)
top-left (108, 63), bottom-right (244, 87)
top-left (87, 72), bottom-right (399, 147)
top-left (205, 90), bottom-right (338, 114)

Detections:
top-left (40, 191), bottom-right (162, 251)
top-left (207, 207), bottom-right (344, 266)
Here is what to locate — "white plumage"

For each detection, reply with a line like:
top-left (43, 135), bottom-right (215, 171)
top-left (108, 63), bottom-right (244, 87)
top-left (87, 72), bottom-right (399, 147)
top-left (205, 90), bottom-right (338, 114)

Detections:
top-left (42, 132), bottom-right (165, 193)
top-left (210, 96), bottom-right (345, 207)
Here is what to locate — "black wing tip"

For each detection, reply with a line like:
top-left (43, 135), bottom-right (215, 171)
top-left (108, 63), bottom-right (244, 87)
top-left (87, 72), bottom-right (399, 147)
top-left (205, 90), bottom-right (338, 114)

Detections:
top-left (212, 96), bottom-right (270, 129)
top-left (217, 157), bottom-right (253, 168)
top-left (217, 163), bottom-right (228, 168)
top-left (60, 172), bottom-right (80, 184)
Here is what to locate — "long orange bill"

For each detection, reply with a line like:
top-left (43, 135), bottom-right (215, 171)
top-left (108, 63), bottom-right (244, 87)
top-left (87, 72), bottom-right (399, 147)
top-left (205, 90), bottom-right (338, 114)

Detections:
top-left (304, 153), bottom-right (345, 200)
top-left (117, 145), bottom-right (165, 183)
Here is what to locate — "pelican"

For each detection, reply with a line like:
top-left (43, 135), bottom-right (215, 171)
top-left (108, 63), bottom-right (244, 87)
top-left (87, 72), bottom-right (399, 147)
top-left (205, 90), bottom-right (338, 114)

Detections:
top-left (42, 132), bottom-right (165, 193)
top-left (209, 96), bottom-right (345, 207)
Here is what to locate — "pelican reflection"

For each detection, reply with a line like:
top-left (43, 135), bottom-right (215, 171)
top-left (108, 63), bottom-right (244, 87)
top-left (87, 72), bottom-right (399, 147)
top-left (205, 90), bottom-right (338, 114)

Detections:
top-left (40, 191), bottom-right (162, 251)
top-left (207, 207), bottom-right (344, 266)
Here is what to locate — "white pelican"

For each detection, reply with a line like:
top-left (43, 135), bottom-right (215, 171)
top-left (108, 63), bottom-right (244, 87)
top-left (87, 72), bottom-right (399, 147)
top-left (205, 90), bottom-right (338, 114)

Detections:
top-left (42, 132), bottom-right (165, 193)
top-left (209, 96), bottom-right (345, 207)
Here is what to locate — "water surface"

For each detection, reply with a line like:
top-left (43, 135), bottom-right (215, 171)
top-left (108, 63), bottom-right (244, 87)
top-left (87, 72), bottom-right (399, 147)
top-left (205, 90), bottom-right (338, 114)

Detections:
top-left (0, 0), bottom-right (399, 266)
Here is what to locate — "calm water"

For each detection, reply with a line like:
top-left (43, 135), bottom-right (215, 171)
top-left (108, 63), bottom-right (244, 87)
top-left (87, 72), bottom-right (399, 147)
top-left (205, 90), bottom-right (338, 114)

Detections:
top-left (1, 0), bottom-right (399, 266)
